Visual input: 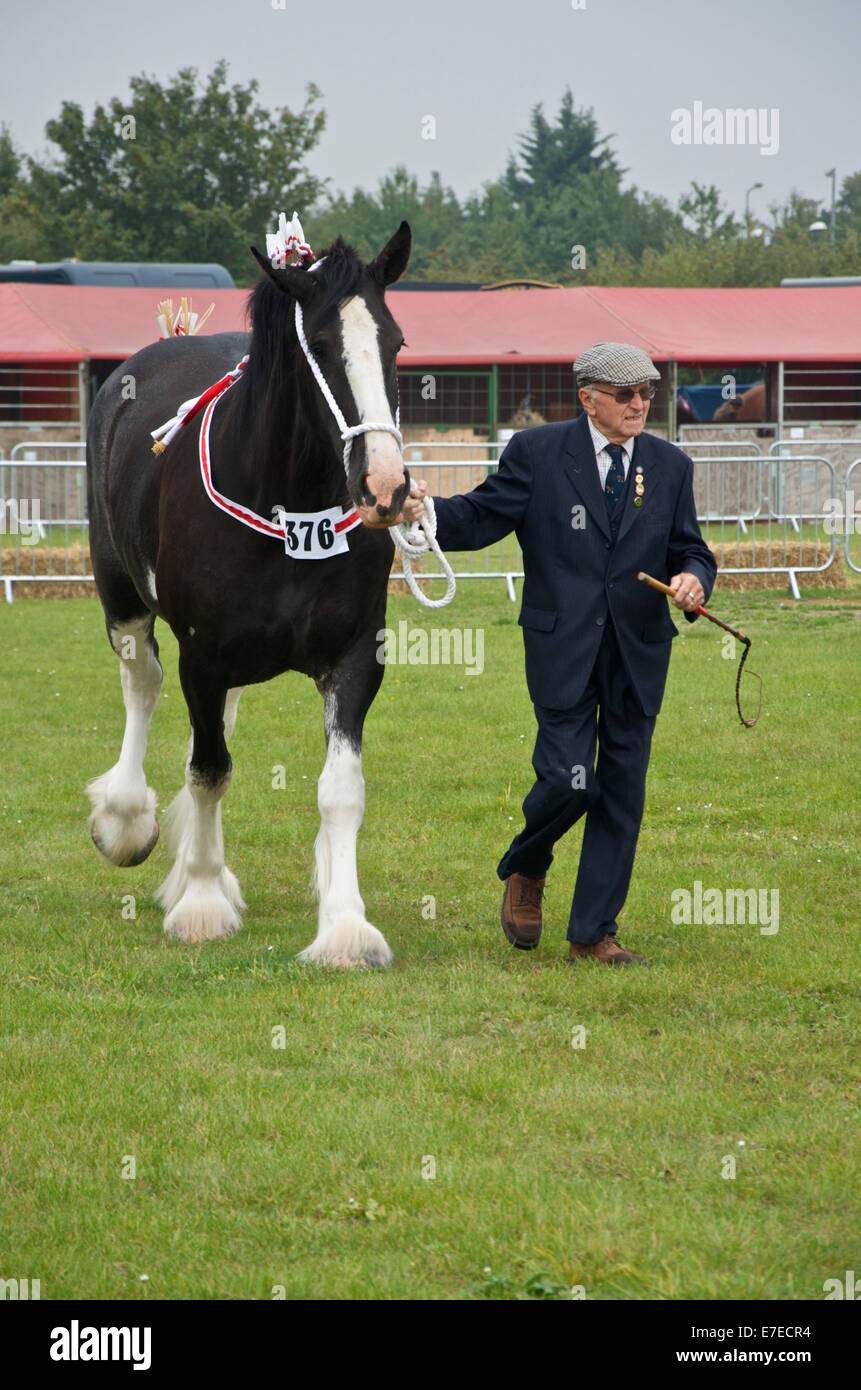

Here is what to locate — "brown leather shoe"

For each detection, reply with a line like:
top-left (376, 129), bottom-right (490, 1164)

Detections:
top-left (568, 934), bottom-right (646, 966)
top-left (500, 873), bottom-right (546, 950)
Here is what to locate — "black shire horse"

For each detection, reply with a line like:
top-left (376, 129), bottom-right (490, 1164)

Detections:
top-left (86, 223), bottom-right (412, 966)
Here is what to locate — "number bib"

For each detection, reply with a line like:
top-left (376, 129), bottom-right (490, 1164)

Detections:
top-left (272, 505), bottom-right (359, 559)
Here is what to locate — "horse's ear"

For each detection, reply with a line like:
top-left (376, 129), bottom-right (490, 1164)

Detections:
top-left (369, 221), bottom-right (411, 287)
top-left (250, 246), bottom-right (318, 304)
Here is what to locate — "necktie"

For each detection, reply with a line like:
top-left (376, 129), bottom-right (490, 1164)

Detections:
top-left (604, 442), bottom-right (626, 510)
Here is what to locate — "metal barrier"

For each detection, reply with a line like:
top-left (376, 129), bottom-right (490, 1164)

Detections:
top-left (1, 448), bottom-right (91, 602)
top-left (768, 436), bottom-right (861, 532)
top-left (845, 458), bottom-right (861, 574)
top-left (0, 443), bottom-right (843, 603)
top-left (688, 452), bottom-right (764, 533)
top-left (703, 455), bottom-right (836, 599)
top-left (403, 441), bottom-right (524, 600)
top-left (680, 439), bottom-right (763, 454)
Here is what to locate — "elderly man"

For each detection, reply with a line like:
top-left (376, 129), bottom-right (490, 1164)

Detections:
top-left (403, 342), bottom-right (717, 965)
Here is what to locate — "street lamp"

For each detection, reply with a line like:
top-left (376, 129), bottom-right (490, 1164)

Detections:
top-left (745, 181), bottom-right (763, 233)
top-left (825, 168), bottom-right (836, 245)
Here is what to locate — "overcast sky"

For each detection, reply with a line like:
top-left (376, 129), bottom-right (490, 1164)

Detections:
top-left (2, 0), bottom-right (857, 226)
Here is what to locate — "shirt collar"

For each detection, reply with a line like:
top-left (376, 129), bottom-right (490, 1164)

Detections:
top-left (587, 416), bottom-right (635, 464)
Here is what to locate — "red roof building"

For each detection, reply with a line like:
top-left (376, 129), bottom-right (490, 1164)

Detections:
top-left (1, 282), bottom-right (859, 440)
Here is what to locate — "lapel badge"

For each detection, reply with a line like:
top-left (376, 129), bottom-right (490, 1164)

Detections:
top-left (634, 467), bottom-right (645, 505)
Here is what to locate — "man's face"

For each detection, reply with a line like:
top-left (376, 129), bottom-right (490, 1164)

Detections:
top-left (578, 380), bottom-right (653, 443)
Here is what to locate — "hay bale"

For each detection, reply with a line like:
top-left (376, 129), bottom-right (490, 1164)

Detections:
top-left (709, 541), bottom-right (847, 591)
top-left (2, 544), bottom-right (96, 598)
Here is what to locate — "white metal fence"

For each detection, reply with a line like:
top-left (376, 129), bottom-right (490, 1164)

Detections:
top-left (1, 443), bottom-right (90, 601)
top-left (0, 441), bottom-right (854, 602)
top-left (844, 458), bottom-right (861, 575)
top-left (404, 444), bottom-right (840, 601)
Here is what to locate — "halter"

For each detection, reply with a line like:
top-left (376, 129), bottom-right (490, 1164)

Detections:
top-left (293, 251), bottom-right (454, 608)
top-left (293, 257), bottom-right (404, 475)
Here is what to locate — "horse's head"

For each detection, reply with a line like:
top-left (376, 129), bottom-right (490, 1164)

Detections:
top-left (250, 223), bottom-right (412, 528)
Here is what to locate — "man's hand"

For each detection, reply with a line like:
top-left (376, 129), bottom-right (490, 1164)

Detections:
top-left (669, 572), bottom-right (705, 612)
top-left (401, 480), bottom-right (428, 525)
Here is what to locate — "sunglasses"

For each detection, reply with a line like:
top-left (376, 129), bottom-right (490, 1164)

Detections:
top-left (590, 384), bottom-right (658, 404)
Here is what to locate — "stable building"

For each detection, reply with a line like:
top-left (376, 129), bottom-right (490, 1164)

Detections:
top-left (1, 281), bottom-right (859, 456)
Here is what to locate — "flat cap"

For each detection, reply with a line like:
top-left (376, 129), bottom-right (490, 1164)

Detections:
top-left (573, 341), bottom-right (661, 387)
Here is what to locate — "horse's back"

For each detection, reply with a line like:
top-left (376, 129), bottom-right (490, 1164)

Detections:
top-left (87, 332), bottom-right (250, 613)
top-left (89, 332), bottom-right (250, 459)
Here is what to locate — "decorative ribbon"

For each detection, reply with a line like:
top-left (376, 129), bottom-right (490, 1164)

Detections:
top-left (198, 382), bottom-right (361, 549)
top-left (150, 357), bottom-right (249, 455)
top-left (266, 211), bottom-right (313, 268)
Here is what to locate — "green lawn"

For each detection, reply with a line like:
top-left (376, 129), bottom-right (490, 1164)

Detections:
top-left (0, 581), bottom-right (858, 1300)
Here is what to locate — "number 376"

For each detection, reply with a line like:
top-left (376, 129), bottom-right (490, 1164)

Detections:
top-left (282, 517), bottom-right (335, 552)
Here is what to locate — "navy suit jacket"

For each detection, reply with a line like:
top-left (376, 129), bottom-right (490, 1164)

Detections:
top-left (433, 414), bottom-right (717, 716)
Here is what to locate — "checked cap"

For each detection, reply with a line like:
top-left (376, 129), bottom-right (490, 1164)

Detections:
top-left (573, 342), bottom-right (661, 387)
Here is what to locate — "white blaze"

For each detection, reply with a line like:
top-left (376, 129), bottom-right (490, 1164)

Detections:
top-left (338, 296), bottom-right (403, 500)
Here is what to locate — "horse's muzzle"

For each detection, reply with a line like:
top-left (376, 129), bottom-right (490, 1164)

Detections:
top-left (357, 468), bottom-right (411, 529)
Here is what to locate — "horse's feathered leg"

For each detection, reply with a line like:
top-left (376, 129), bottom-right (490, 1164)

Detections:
top-left (156, 652), bottom-right (245, 942)
top-left (87, 615), bottom-right (162, 866)
top-left (298, 648), bottom-right (392, 969)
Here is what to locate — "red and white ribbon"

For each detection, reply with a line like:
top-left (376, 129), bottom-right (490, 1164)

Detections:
top-left (150, 356), bottom-right (249, 452)
top-left (198, 381), bottom-right (361, 553)
top-left (266, 211), bottom-right (313, 268)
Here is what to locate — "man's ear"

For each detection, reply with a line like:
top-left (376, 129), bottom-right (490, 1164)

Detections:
top-left (250, 246), bottom-right (319, 304)
top-left (368, 221), bottom-right (412, 287)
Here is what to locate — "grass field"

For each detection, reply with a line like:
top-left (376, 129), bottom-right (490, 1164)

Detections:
top-left (1, 580), bottom-right (859, 1300)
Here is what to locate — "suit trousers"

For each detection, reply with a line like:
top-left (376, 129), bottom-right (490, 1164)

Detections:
top-left (496, 620), bottom-right (656, 944)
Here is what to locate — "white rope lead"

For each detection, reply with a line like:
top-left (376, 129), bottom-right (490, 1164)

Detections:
top-left (391, 498), bottom-right (456, 608)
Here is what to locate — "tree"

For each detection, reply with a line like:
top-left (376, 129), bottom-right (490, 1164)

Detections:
top-left (0, 125), bottom-right (21, 199)
top-left (10, 63), bottom-right (326, 282)
top-left (836, 171), bottom-right (861, 234)
top-left (678, 182), bottom-right (740, 240)
top-left (311, 168), bottom-right (464, 278)
top-left (502, 89), bottom-right (621, 207)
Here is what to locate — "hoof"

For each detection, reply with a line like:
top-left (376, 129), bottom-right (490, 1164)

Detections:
top-left (91, 816), bottom-right (159, 867)
top-left (163, 879), bottom-right (242, 943)
top-left (87, 777), bottom-right (159, 868)
top-left (307, 953), bottom-right (390, 971)
top-left (90, 811), bottom-right (160, 861)
top-left (296, 916), bottom-right (393, 970)
top-left (298, 954), bottom-right (391, 971)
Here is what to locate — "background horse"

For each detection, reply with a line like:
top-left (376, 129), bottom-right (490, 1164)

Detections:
top-left (85, 223), bottom-right (412, 967)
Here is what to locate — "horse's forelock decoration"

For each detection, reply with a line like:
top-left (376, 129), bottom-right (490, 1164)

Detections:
top-left (266, 210), bottom-right (314, 268)
top-left (85, 217), bottom-right (448, 967)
